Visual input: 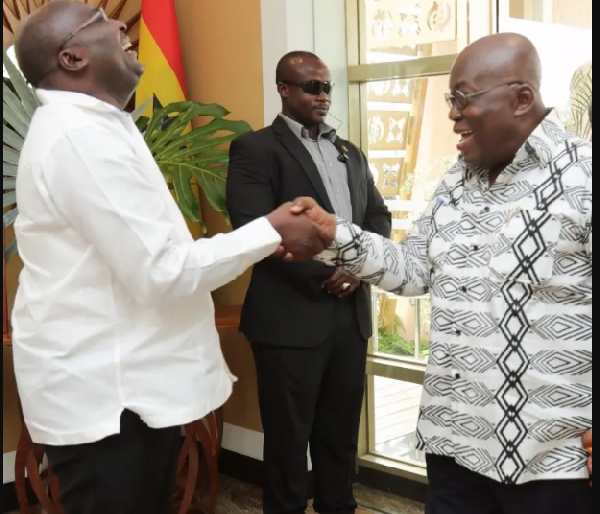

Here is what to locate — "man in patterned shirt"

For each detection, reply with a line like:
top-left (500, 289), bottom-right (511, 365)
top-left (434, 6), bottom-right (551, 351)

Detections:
top-left (291, 32), bottom-right (592, 513)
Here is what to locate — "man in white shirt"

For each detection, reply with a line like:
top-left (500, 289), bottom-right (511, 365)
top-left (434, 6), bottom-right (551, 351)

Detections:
top-left (293, 33), bottom-right (592, 514)
top-left (12, 2), bottom-right (331, 513)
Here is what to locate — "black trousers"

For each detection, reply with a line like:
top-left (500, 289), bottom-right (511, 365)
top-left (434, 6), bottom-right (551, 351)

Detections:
top-left (45, 409), bottom-right (181, 514)
top-left (425, 454), bottom-right (593, 514)
top-left (252, 299), bottom-right (368, 514)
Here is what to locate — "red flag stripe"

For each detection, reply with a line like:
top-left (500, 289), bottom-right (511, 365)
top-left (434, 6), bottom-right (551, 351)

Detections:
top-left (141, 1), bottom-right (187, 96)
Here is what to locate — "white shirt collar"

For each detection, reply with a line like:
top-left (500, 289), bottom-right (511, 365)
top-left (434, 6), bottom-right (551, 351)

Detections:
top-left (35, 89), bottom-right (124, 115)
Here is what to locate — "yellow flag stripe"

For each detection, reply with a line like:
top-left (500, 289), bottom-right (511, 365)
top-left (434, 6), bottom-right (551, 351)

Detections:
top-left (135, 18), bottom-right (185, 115)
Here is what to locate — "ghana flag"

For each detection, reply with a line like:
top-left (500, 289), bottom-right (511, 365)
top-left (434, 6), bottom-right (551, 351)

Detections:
top-left (135, 0), bottom-right (186, 114)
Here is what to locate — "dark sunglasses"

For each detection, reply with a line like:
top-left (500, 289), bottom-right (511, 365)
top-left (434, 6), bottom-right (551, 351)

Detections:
top-left (445, 81), bottom-right (524, 110)
top-left (59, 7), bottom-right (109, 50)
top-left (280, 80), bottom-right (333, 95)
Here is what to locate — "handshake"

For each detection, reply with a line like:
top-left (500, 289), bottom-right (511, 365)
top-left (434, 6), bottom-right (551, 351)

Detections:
top-left (266, 197), bottom-right (337, 261)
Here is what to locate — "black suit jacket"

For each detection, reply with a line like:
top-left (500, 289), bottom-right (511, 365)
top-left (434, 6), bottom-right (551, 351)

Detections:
top-left (226, 116), bottom-right (391, 347)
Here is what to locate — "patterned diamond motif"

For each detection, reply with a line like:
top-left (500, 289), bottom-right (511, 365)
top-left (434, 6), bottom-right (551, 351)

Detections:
top-left (531, 314), bottom-right (592, 341)
top-left (452, 413), bottom-right (495, 440)
top-left (529, 417), bottom-right (592, 443)
top-left (423, 374), bottom-right (452, 397)
top-left (427, 343), bottom-right (452, 367)
top-left (454, 311), bottom-right (497, 338)
top-left (535, 284), bottom-right (591, 305)
top-left (453, 380), bottom-right (495, 407)
top-left (529, 384), bottom-right (592, 409)
top-left (420, 405), bottom-right (452, 427)
top-left (453, 347), bottom-right (496, 374)
top-left (454, 445), bottom-right (496, 476)
top-left (530, 350), bottom-right (592, 376)
top-left (527, 446), bottom-right (588, 475)
top-left (553, 252), bottom-right (592, 276)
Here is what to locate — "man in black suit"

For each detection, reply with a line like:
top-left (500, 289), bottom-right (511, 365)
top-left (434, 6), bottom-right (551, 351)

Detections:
top-left (226, 51), bottom-right (391, 514)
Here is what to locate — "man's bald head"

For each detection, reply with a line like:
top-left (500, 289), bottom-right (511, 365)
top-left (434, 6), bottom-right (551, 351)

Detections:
top-left (452, 32), bottom-right (542, 92)
top-left (15, 0), bottom-right (96, 86)
top-left (447, 33), bottom-right (548, 178)
top-left (275, 51), bottom-right (322, 83)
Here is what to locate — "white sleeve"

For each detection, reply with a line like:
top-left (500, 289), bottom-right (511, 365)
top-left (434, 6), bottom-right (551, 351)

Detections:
top-left (44, 124), bottom-right (281, 307)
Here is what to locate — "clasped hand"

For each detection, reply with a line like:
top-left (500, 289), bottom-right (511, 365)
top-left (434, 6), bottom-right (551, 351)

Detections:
top-left (265, 197), bottom-right (337, 261)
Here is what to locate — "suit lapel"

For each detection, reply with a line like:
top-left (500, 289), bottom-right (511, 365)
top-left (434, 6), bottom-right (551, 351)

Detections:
top-left (272, 117), bottom-right (335, 213)
top-left (333, 137), bottom-right (361, 223)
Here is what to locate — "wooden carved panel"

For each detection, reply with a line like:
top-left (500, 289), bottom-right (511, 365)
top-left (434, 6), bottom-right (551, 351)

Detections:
top-left (3, 0), bottom-right (141, 50)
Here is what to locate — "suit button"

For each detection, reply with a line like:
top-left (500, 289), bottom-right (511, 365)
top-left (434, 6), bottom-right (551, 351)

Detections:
top-left (456, 330), bottom-right (462, 336)
top-left (461, 286), bottom-right (467, 293)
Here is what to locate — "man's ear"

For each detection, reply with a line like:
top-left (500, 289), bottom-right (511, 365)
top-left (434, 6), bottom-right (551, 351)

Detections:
top-left (514, 83), bottom-right (535, 117)
top-left (57, 48), bottom-right (89, 72)
top-left (277, 82), bottom-right (289, 98)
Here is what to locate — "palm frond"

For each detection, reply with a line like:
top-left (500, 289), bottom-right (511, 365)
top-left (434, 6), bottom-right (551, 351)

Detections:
top-left (565, 63), bottom-right (592, 139)
top-left (3, 49), bottom-right (40, 262)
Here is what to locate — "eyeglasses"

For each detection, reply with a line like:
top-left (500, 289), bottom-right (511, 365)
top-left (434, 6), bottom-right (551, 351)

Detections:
top-left (445, 81), bottom-right (524, 110)
top-left (280, 80), bottom-right (333, 95)
top-left (59, 8), bottom-right (109, 50)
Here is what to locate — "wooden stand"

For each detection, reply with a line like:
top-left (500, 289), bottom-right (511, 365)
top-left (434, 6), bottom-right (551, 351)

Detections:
top-left (5, 301), bottom-right (241, 514)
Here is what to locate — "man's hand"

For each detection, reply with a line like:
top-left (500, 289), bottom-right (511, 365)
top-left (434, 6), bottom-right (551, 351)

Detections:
top-left (322, 268), bottom-right (360, 297)
top-left (291, 197), bottom-right (337, 240)
top-left (266, 202), bottom-right (332, 261)
top-left (582, 429), bottom-right (592, 486)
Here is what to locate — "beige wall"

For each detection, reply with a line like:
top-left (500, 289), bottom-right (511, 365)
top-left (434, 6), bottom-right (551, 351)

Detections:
top-left (176, 0), bottom-right (265, 432)
top-left (553, 0), bottom-right (592, 29)
top-left (509, 0), bottom-right (592, 28)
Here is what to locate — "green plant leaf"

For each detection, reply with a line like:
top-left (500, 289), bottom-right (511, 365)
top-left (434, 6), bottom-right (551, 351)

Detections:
top-left (3, 50), bottom-right (39, 116)
top-left (3, 124), bottom-right (24, 151)
top-left (192, 170), bottom-right (227, 213)
top-left (170, 167), bottom-right (200, 222)
top-left (5, 239), bottom-right (18, 261)
top-left (3, 190), bottom-right (16, 208)
top-left (3, 208), bottom-right (18, 227)
top-left (135, 115), bottom-right (150, 133)
top-left (3, 146), bottom-right (21, 165)
top-left (161, 149), bottom-right (230, 168)
top-left (3, 101), bottom-right (30, 138)
top-left (143, 100), bottom-right (252, 223)
top-left (130, 97), bottom-right (151, 122)
top-left (3, 84), bottom-right (31, 134)
top-left (154, 134), bottom-right (236, 162)
top-left (173, 118), bottom-right (253, 148)
top-left (3, 162), bottom-right (18, 177)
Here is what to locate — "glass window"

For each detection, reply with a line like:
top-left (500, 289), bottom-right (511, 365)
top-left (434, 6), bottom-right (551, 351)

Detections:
top-left (365, 75), bottom-right (456, 243)
top-left (499, 0), bottom-right (592, 139)
top-left (359, 0), bottom-right (493, 64)
top-left (370, 376), bottom-right (426, 464)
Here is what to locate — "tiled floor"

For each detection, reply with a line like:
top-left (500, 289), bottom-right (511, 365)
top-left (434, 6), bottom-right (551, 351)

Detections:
top-left (216, 475), bottom-right (425, 514)
top-left (7, 475), bottom-right (424, 514)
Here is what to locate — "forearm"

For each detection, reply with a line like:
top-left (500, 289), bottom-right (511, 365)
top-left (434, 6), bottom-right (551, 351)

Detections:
top-left (316, 218), bottom-right (429, 295)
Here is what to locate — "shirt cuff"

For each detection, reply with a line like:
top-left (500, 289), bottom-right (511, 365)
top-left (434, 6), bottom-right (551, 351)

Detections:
top-left (315, 218), bottom-right (357, 265)
top-left (253, 216), bottom-right (283, 248)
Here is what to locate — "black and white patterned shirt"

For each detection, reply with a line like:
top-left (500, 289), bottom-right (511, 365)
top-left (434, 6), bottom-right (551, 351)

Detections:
top-left (318, 110), bottom-right (592, 484)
